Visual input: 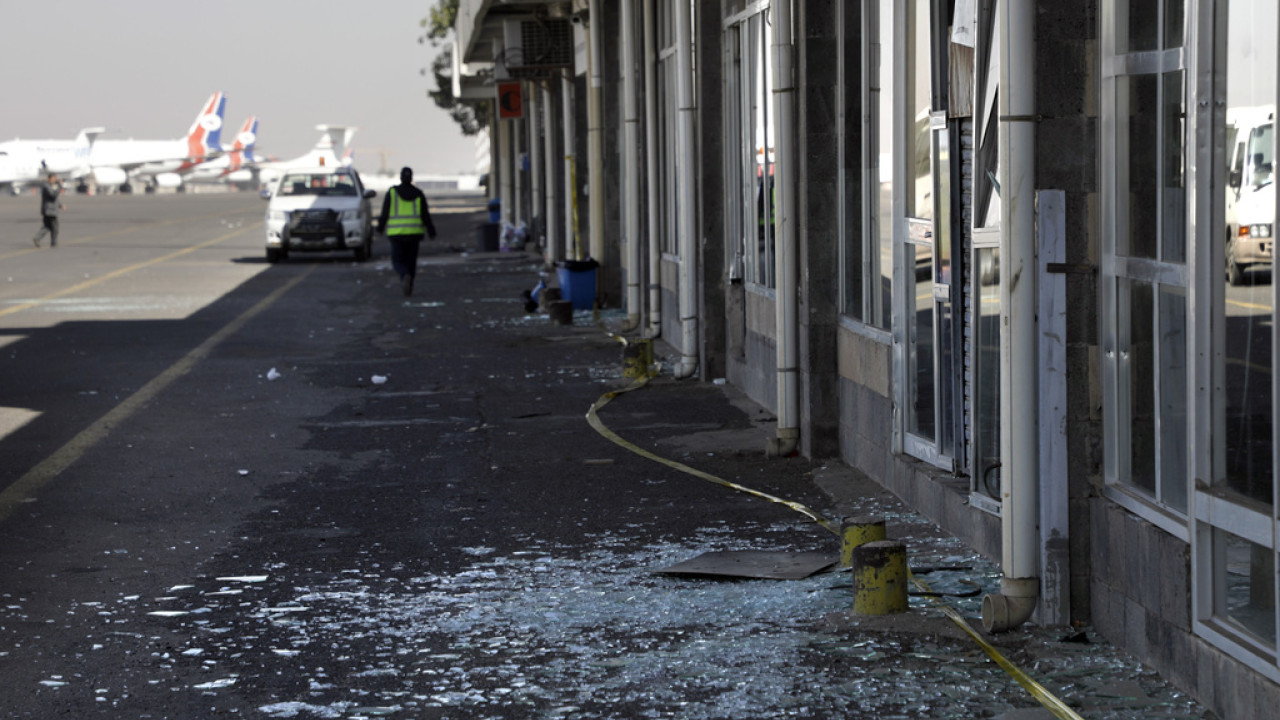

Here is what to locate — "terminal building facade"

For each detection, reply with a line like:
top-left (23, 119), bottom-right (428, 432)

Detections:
top-left (453, 1), bottom-right (1280, 715)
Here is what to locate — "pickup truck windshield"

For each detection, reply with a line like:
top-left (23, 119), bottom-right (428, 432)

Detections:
top-left (279, 173), bottom-right (358, 197)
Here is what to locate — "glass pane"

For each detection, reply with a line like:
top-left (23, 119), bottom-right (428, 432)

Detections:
top-left (1215, 529), bottom-right (1277, 645)
top-left (1158, 285), bottom-right (1188, 511)
top-left (937, 295), bottom-right (955, 456)
top-left (754, 15), bottom-right (776, 288)
top-left (841, 1), bottom-right (863, 320)
top-left (1219, 0), bottom-right (1275, 506)
top-left (906, 0), bottom-right (932, 221)
top-left (1124, 0), bottom-right (1159, 53)
top-left (1222, 278), bottom-right (1274, 503)
top-left (726, 26), bottom-right (745, 281)
top-left (1162, 70), bottom-right (1186, 264)
top-left (1163, 0), bottom-right (1184, 50)
top-left (975, 248), bottom-right (1001, 498)
top-left (934, 129), bottom-right (955, 458)
top-left (908, 222), bottom-right (935, 441)
top-left (876, 0), bottom-right (894, 330)
top-left (1127, 278), bottom-right (1157, 496)
top-left (934, 129), bottom-right (952, 285)
top-left (1125, 74), bottom-right (1160, 259)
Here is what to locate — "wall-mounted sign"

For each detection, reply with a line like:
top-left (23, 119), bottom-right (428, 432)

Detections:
top-left (497, 82), bottom-right (523, 119)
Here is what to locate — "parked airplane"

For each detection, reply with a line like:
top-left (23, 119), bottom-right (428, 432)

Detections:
top-left (255, 125), bottom-right (356, 190)
top-left (87, 92), bottom-right (226, 192)
top-left (0, 127), bottom-right (103, 194)
top-left (184, 116), bottom-right (258, 186)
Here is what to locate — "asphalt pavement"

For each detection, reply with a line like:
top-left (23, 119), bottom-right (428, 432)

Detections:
top-left (0, 191), bottom-right (1215, 718)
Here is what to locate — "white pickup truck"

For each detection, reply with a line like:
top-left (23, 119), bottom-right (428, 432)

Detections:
top-left (262, 166), bottom-right (376, 263)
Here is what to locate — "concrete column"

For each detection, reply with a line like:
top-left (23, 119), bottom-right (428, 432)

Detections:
top-left (795, 0), bottom-right (844, 458)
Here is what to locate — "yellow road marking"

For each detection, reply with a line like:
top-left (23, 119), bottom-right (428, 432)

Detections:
top-left (0, 265), bottom-right (316, 525)
top-left (1227, 297), bottom-right (1274, 313)
top-left (0, 224), bottom-right (259, 319)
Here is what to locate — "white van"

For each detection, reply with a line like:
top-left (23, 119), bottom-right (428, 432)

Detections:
top-left (1225, 106), bottom-right (1275, 285)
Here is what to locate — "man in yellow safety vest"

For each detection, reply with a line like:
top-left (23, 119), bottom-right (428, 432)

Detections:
top-left (378, 166), bottom-right (438, 296)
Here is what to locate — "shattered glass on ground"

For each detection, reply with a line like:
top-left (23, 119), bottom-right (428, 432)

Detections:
top-left (119, 520), bottom-right (1214, 719)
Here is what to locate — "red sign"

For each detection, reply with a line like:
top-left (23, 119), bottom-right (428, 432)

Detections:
top-left (497, 82), bottom-right (523, 119)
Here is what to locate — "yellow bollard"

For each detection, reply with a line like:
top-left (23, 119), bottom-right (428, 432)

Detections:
top-left (851, 540), bottom-right (908, 615)
top-left (623, 338), bottom-right (654, 378)
top-left (839, 516), bottom-right (887, 567)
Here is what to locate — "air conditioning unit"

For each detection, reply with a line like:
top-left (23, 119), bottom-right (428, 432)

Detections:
top-left (502, 19), bottom-right (574, 78)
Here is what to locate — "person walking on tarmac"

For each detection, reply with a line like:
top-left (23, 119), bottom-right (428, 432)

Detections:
top-left (378, 166), bottom-right (437, 296)
top-left (32, 172), bottom-right (66, 248)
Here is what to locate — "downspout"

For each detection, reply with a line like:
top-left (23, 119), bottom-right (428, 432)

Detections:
top-left (498, 116), bottom-right (513, 226)
top-left (543, 81), bottom-right (560, 267)
top-left (487, 101), bottom-right (498, 205)
top-left (643, 0), bottom-right (662, 338)
top-left (983, 0), bottom-right (1039, 633)
top-left (672, 0), bottom-right (699, 378)
top-left (622, 0), bottom-right (643, 330)
top-left (529, 86), bottom-right (542, 248)
top-left (513, 113), bottom-right (524, 226)
top-left (587, 0), bottom-right (606, 264)
top-left (766, 0), bottom-right (799, 458)
top-left (562, 69), bottom-right (579, 260)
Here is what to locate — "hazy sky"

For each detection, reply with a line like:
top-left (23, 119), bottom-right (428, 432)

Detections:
top-left (0, 0), bottom-right (477, 176)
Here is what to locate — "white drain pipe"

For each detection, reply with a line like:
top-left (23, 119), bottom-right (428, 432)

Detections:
top-left (672, 0), bottom-right (699, 377)
top-left (543, 81), bottom-right (560, 266)
top-left (622, 0), bottom-right (643, 330)
top-left (643, 0), bottom-right (662, 338)
top-left (984, 0), bottom-right (1039, 633)
top-left (766, 0), bottom-right (799, 457)
top-left (587, 0), bottom-right (606, 264)
top-left (562, 69), bottom-right (578, 260)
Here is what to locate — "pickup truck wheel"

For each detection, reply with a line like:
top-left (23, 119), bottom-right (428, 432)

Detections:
top-left (354, 244), bottom-right (368, 262)
top-left (1227, 240), bottom-right (1245, 286)
top-left (266, 247), bottom-right (282, 264)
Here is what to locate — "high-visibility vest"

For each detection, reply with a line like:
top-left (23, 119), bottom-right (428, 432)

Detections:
top-left (386, 189), bottom-right (426, 236)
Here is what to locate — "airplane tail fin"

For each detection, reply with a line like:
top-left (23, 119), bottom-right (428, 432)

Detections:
top-left (73, 127), bottom-right (106, 149)
top-left (228, 116), bottom-right (258, 172)
top-left (186, 92), bottom-right (227, 161)
top-left (71, 127), bottom-right (106, 178)
top-left (314, 125), bottom-right (357, 166)
top-left (341, 147), bottom-right (354, 168)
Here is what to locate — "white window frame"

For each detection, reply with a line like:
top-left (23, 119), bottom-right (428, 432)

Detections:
top-left (1190, 0), bottom-right (1280, 677)
top-left (1104, 0), bottom-right (1280, 678)
top-left (1099, 0), bottom-right (1195, 539)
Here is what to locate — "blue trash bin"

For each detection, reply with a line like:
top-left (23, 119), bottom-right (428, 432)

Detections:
top-left (557, 259), bottom-right (598, 311)
top-left (487, 198), bottom-right (501, 223)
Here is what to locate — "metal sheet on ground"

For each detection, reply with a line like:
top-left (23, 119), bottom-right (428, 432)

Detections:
top-left (655, 550), bottom-right (837, 580)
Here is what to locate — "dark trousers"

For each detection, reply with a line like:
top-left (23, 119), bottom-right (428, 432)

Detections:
top-left (33, 215), bottom-right (59, 246)
top-left (388, 234), bottom-right (424, 279)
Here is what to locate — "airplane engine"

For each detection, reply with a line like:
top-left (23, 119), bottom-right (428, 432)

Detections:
top-left (154, 173), bottom-right (183, 189)
top-left (92, 167), bottom-right (128, 187)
